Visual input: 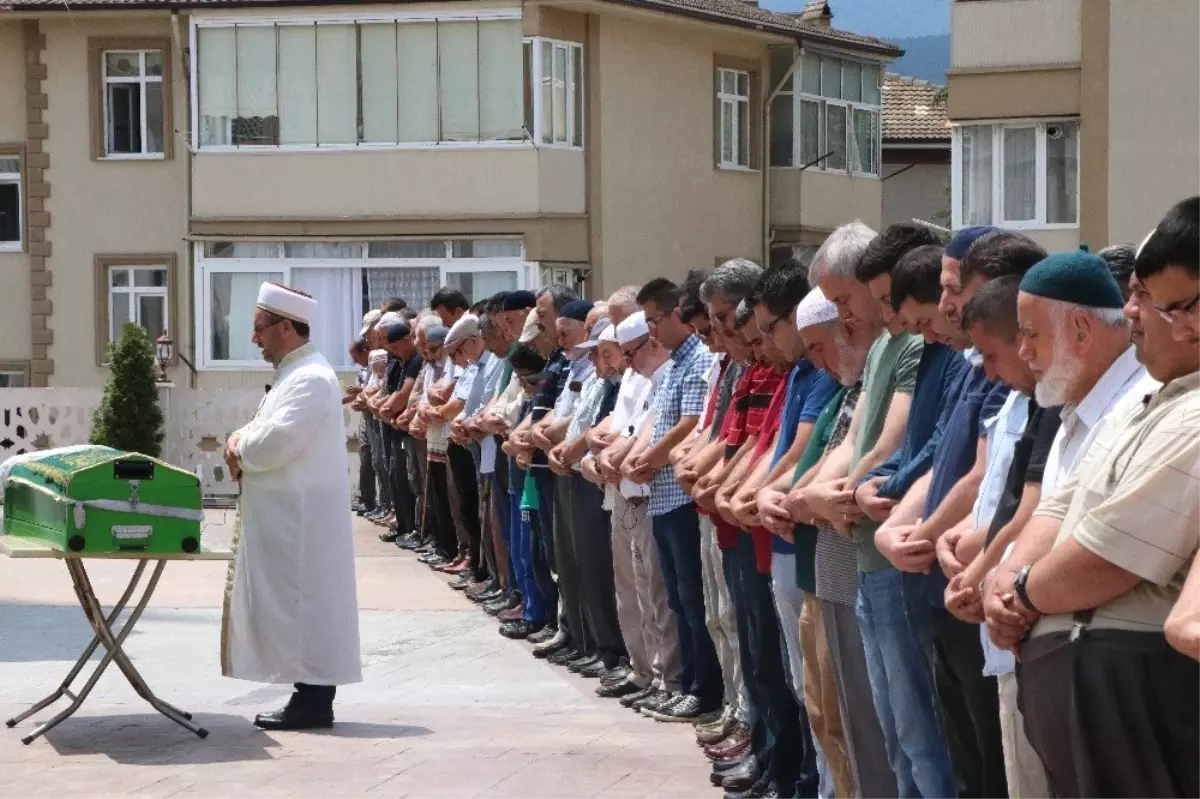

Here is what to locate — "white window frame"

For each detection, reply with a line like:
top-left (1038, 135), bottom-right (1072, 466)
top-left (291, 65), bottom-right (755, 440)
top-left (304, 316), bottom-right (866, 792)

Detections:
top-left (0, 154), bottom-right (20, 253)
top-left (189, 10), bottom-right (555, 154)
top-left (781, 47), bottom-right (881, 178)
top-left (108, 265), bottom-right (170, 343)
top-left (193, 238), bottom-right (535, 369)
top-left (528, 37), bottom-right (584, 150)
top-left (716, 67), bottom-right (751, 170)
top-left (0, 370), bottom-right (27, 388)
top-left (103, 49), bottom-right (166, 160)
top-left (951, 118), bottom-right (1080, 230)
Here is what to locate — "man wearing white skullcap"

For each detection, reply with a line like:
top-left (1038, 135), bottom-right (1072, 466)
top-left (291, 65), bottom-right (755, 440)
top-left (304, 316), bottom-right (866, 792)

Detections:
top-left (222, 282), bottom-right (361, 730)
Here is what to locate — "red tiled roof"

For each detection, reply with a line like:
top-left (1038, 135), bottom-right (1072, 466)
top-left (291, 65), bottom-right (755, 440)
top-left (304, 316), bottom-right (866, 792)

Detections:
top-left (882, 72), bottom-right (949, 142)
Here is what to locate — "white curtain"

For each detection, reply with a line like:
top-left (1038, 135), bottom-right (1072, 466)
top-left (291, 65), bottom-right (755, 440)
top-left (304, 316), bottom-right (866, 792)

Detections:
top-left (316, 24), bottom-right (357, 144)
top-left (361, 24), bottom-right (399, 143)
top-left (212, 271), bottom-right (282, 361)
top-left (198, 27), bottom-right (236, 145)
top-left (479, 21), bottom-right (523, 140)
top-left (1002, 127), bottom-right (1036, 222)
top-left (365, 267), bottom-right (441, 312)
top-left (1046, 121), bottom-right (1078, 224)
top-left (236, 26), bottom-right (277, 119)
top-left (961, 125), bottom-right (993, 226)
top-left (397, 24), bottom-right (439, 142)
top-left (439, 22), bottom-right (480, 141)
top-left (539, 41), bottom-right (553, 143)
top-left (447, 271), bottom-right (518, 303)
top-left (279, 25), bottom-right (317, 145)
top-left (451, 239), bottom-right (521, 258)
top-left (291, 267), bottom-right (364, 368)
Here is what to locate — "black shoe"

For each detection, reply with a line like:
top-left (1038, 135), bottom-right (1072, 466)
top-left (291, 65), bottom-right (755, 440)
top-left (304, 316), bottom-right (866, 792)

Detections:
top-left (618, 685), bottom-right (657, 708)
top-left (396, 536), bottom-right (422, 550)
top-left (566, 654), bottom-right (599, 672)
top-left (449, 574), bottom-right (472, 591)
top-left (253, 705), bottom-right (333, 731)
top-left (546, 648), bottom-right (580, 666)
top-left (484, 596), bottom-right (518, 615)
top-left (595, 677), bottom-right (644, 699)
top-left (526, 627), bottom-right (557, 645)
top-left (578, 659), bottom-right (610, 678)
top-left (598, 666), bottom-right (630, 684)
top-left (631, 689), bottom-right (672, 713)
top-left (721, 758), bottom-right (762, 793)
top-left (532, 635), bottom-right (569, 659)
top-left (710, 754), bottom-right (752, 786)
top-left (378, 528), bottom-right (401, 543)
top-left (499, 620), bottom-right (541, 640)
top-left (472, 588), bottom-right (505, 604)
top-left (637, 691), bottom-right (679, 717)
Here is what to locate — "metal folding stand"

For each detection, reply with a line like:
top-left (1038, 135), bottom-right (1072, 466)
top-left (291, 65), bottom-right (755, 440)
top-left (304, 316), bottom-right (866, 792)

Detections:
top-left (5, 558), bottom-right (209, 744)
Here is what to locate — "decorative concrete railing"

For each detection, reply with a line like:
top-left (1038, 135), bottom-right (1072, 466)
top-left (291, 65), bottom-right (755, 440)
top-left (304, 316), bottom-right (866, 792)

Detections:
top-left (0, 388), bottom-right (360, 502)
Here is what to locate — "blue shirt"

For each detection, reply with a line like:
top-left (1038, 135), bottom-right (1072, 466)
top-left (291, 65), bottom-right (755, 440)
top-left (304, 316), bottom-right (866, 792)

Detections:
top-left (867, 342), bottom-right (968, 499)
top-left (649, 334), bottom-right (715, 516)
top-left (922, 359), bottom-right (1011, 604)
top-left (772, 360), bottom-right (840, 554)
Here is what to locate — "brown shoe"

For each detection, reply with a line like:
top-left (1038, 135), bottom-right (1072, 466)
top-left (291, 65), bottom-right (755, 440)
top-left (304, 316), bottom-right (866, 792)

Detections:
top-left (704, 724), bottom-right (751, 761)
top-left (497, 606), bottom-right (523, 622)
top-left (436, 556), bottom-right (466, 573)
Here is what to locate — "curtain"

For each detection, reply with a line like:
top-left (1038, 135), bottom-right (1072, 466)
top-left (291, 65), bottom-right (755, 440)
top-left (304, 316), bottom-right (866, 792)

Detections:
top-left (365, 267), bottom-right (441, 314)
top-left (551, 44), bottom-right (567, 145)
top-left (397, 24), bottom-right (439, 142)
top-left (361, 24), bottom-right (399, 143)
top-left (279, 25), bottom-right (317, 145)
top-left (439, 21), bottom-right (480, 141)
top-left (825, 104), bottom-right (847, 170)
top-left (291, 267), bottom-right (364, 369)
top-left (284, 242), bottom-right (361, 258)
top-left (1046, 121), bottom-right (1078, 224)
top-left (539, 41), bottom-right (553, 143)
top-left (446, 271), bottom-right (518, 303)
top-left (478, 21), bottom-right (523, 141)
top-left (961, 125), bottom-right (993, 226)
top-left (316, 24), bottom-right (357, 144)
top-left (211, 271), bottom-right (281, 361)
top-left (236, 27), bottom-right (277, 119)
top-left (1002, 127), bottom-right (1036, 222)
top-left (451, 239), bottom-right (521, 258)
top-left (198, 27), bottom-right (236, 145)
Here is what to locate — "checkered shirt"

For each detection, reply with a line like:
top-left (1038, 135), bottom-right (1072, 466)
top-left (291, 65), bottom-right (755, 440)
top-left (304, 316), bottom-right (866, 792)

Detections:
top-left (649, 334), bottom-right (715, 516)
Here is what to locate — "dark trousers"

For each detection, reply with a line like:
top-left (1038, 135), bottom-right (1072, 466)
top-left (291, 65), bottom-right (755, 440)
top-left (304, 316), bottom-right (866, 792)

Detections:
top-left (532, 469), bottom-right (560, 631)
top-left (357, 417), bottom-right (376, 511)
top-left (388, 431), bottom-right (416, 535)
top-left (490, 452), bottom-right (512, 591)
top-left (651, 502), bottom-right (722, 706)
top-left (291, 683), bottom-right (335, 712)
top-left (447, 443), bottom-right (483, 576)
top-left (404, 437), bottom-right (427, 536)
top-left (1020, 629), bottom-right (1200, 798)
top-left (929, 607), bottom-right (1007, 799)
top-left (372, 421), bottom-right (393, 513)
top-left (571, 474), bottom-right (625, 667)
top-left (724, 542), bottom-right (764, 756)
top-left (553, 474), bottom-right (586, 649)
top-left (731, 533), bottom-right (816, 798)
top-left (424, 459), bottom-right (457, 559)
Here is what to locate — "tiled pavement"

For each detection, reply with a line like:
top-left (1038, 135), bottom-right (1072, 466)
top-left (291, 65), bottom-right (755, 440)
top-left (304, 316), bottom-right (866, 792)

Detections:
top-left (0, 513), bottom-right (716, 798)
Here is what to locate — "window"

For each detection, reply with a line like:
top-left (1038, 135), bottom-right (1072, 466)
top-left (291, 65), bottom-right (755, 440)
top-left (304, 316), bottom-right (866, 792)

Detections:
top-left (94, 255), bottom-right (177, 366)
top-left (953, 119), bottom-right (1079, 229)
top-left (195, 238), bottom-right (532, 369)
top-left (103, 51), bottom-right (165, 157)
top-left (0, 154), bottom-right (20, 252)
top-left (769, 46), bottom-right (881, 176)
top-left (716, 68), bottom-right (751, 168)
top-left (531, 39), bottom-right (583, 147)
top-left (0, 369), bottom-right (27, 388)
top-left (194, 18), bottom-right (528, 149)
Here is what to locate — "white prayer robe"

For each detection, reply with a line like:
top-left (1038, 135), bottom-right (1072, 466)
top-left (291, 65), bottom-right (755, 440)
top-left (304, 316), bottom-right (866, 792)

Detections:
top-left (222, 344), bottom-right (362, 686)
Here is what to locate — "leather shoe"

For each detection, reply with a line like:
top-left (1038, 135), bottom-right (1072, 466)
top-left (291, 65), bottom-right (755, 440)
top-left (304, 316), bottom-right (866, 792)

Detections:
top-left (618, 685), bottom-right (656, 708)
top-left (526, 627), bottom-right (556, 645)
top-left (598, 666), bottom-right (630, 683)
top-left (720, 758), bottom-right (761, 793)
top-left (472, 588), bottom-right (505, 604)
top-left (578, 659), bottom-right (611, 679)
top-left (705, 731), bottom-right (751, 762)
top-left (253, 705), bottom-right (333, 731)
top-left (532, 632), bottom-right (569, 658)
top-left (567, 654), bottom-right (599, 672)
top-left (378, 529), bottom-right (400, 543)
top-left (595, 677), bottom-right (644, 699)
top-left (546, 648), bottom-right (580, 666)
top-left (499, 620), bottom-right (541, 640)
top-left (449, 574), bottom-right (471, 591)
top-left (497, 606), bottom-right (524, 622)
top-left (485, 596), bottom-right (519, 616)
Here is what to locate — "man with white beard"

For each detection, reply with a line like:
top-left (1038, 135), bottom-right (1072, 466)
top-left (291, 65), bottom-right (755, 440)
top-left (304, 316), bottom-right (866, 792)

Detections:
top-left (1014, 251), bottom-right (1145, 491)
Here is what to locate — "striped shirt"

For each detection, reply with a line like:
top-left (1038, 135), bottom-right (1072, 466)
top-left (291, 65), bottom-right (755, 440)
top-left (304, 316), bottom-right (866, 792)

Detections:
top-left (814, 384), bottom-right (864, 607)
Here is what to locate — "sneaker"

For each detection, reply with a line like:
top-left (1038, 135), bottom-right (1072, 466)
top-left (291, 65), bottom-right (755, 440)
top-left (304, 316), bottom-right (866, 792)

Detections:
top-left (635, 690), bottom-right (677, 716)
top-left (651, 694), bottom-right (717, 723)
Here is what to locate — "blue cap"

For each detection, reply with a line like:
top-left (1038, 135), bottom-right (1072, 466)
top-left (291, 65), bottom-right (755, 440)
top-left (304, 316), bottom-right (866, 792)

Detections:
top-left (1019, 251), bottom-right (1126, 310)
top-left (946, 226), bottom-right (997, 260)
top-left (559, 299), bottom-right (594, 322)
top-left (385, 322), bottom-right (412, 343)
top-left (502, 290), bottom-right (538, 312)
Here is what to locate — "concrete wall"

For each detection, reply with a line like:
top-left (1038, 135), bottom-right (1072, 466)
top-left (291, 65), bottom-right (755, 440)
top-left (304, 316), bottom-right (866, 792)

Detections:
top-left (882, 161), bottom-right (949, 229)
top-left (40, 14), bottom-right (190, 388)
top-left (0, 22), bottom-right (32, 369)
top-left (770, 169), bottom-right (883, 235)
top-left (1106, 0), bottom-right (1200, 245)
top-left (951, 0), bottom-right (1081, 69)
top-left (1022, 227), bottom-right (1080, 253)
top-left (593, 13), bottom-right (765, 294)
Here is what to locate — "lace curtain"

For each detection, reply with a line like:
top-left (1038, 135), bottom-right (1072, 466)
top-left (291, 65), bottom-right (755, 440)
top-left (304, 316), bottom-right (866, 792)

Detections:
top-left (365, 267), bottom-right (442, 314)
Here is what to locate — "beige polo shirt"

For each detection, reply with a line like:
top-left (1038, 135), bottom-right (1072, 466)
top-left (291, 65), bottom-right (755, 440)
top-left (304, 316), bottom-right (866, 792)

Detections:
top-left (1030, 371), bottom-right (1200, 637)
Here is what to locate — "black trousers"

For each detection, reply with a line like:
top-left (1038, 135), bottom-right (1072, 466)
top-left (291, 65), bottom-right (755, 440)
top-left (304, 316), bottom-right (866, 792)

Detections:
top-left (571, 475), bottom-right (625, 667)
top-left (1020, 628), bottom-right (1200, 798)
top-left (532, 469), bottom-right (560, 631)
top-left (553, 474), bottom-right (586, 650)
top-left (357, 417), bottom-right (376, 511)
top-left (424, 459), bottom-right (457, 559)
top-left (447, 443), bottom-right (483, 579)
top-left (292, 683), bottom-right (335, 712)
top-left (388, 431), bottom-right (417, 535)
top-left (930, 607), bottom-right (1007, 799)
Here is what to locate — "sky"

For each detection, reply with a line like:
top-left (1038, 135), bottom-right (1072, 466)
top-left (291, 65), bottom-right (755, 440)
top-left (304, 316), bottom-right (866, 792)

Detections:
top-left (759, 0), bottom-right (950, 39)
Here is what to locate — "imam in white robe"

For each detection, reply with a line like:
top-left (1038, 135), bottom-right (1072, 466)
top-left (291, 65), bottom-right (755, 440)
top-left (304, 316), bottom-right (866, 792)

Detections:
top-left (221, 343), bottom-right (362, 686)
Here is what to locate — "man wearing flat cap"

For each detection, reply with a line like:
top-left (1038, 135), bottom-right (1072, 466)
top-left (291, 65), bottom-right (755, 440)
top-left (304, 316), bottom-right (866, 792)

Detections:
top-left (222, 282), bottom-right (362, 731)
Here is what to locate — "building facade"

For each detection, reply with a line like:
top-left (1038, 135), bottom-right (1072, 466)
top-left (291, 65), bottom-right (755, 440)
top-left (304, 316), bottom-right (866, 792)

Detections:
top-left (0, 0), bottom-right (897, 390)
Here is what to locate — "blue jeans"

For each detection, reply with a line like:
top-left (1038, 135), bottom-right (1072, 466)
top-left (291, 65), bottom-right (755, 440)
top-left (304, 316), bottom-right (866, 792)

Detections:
top-left (856, 568), bottom-right (955, 799)
top-left (509, 489), bottom-right (544, 624)
top-left (651, 503), bottom-right (722, 706)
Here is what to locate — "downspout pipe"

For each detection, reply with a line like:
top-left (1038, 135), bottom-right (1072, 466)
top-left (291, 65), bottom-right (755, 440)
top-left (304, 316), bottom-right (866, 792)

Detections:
top-left (762, 45), bottom-right (803, 267)
top-left (169, 10), bottom-right (197, 389)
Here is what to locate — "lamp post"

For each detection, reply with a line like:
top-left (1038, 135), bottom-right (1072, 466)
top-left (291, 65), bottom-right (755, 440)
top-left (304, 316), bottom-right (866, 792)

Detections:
top-left (155, 331), bottom-right (174, 383)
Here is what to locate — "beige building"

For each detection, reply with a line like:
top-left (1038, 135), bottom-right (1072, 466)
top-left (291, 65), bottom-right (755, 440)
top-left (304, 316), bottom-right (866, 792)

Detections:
top-left (0, 0), bottom-right (896, 390)
top-left (948, 0), bottom-right (1200, 253)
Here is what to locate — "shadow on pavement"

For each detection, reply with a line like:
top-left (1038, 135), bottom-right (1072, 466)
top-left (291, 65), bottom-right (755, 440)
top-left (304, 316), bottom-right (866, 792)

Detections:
top-left (299, 721), bottom-right (433, 740)
top-left (38, 712), bottom-right (279, 765)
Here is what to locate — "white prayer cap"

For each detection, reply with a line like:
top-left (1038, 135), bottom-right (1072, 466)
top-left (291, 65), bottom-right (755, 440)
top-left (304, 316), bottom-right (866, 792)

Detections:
top-left (368, 349), bottom-right (389, 365)
top-left (362, 309), bottom-right (383, 326)
top-left (616, 311), bottom-right (649, 346)
top-left (517, 309), bottom-right (542, 344)
top-left (576, 318), bottom-right (613, 350)
top-left (795, 288), bottom-right (839, 330)
top-left (445, 314), bottom-right (480, 348)
top-left (599, 324), bottom-right (618, 344)
top-left (377, 311), bottom-right (405, 329)
top-left (257, 282), bottom-right (317, 324)
top-left (1135, 227), bottom-right (1157, 258)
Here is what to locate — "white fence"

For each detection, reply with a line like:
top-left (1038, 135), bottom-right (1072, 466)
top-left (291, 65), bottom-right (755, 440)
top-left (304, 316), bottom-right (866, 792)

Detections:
top-left (0, 388), bottom-right (360, 502)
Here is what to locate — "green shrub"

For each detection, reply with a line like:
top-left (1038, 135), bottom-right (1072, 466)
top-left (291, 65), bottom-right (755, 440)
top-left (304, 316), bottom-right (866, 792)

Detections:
top-left (90, 323), bottom-right (165, 458)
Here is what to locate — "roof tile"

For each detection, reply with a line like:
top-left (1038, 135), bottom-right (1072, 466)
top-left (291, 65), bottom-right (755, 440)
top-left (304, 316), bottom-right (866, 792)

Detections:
top-left (882, 72), bottom-right (949, 142)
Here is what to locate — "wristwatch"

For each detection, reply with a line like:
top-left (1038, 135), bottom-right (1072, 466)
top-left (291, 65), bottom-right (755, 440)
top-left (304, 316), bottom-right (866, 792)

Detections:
top-left (1012, 564), bottom-right (1041, 615)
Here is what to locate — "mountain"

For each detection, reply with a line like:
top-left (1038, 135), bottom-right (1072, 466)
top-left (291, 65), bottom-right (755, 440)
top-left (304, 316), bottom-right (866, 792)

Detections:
top-left (888, 34), bottom-right (950, 84)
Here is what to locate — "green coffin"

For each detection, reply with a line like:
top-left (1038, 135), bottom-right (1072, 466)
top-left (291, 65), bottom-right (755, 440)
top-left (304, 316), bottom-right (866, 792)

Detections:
top-left (2, 446), bottom-right (203, 554)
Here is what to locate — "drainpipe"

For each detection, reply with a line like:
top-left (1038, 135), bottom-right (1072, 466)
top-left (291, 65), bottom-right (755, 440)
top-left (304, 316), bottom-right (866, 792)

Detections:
top-left (169, 11), bottom-right (197, 390)
top-left (763, 45), bottom-right (804, 267)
